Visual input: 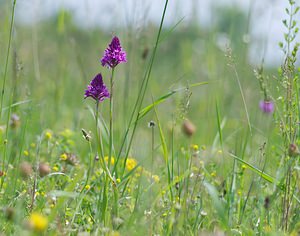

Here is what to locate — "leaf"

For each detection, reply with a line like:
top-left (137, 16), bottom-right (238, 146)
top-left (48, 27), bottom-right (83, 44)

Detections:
top-left (228, 153), bottom-right (276, 184)
top-left (139, 90), bottom-right (176, 119)
top-left (2, 99), bottom-right (31, 111)
top-left (138, 81), bottom-right (209, 120)
top-left (203, 181), bottom-right (228, 227)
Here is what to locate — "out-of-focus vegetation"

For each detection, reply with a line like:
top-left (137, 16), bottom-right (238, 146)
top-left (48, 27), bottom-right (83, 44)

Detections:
top-left (0, 1), bottom-right (299, 235)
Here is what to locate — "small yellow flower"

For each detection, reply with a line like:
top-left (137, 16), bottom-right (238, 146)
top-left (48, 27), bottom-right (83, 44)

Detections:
top-left (60, 129), bottom-right (73, 138)
top-left (45, 131), bottom-right (52, 140)
top-left (104, 156), bottom-right (115, 166)
top-left (152, 175), bottom-right (160, 183)
top-left (191, 144), bottom-right (199, 151)
top-left (264, 225), bottom-right (272, 232)
top-left (52, 166), bottom-right (59, 172)
top-left (85, 185), bottom-right (91, 191)
top-left (210, 171), bottom-right (216, 177)
top-left (110, 231), bottom-right (120, 236)
top-left (237, 189), bottom-right (242, 196)
top-left (242, 164), bottom-right (247, 170)
top-left (28, 212), bottom-right (48, 232)
top-left (60, 153), bottom-right (68, 161)
top-left (126, 158), bottom-right (137, 171)
top-left (23, 150), bottom-right (29, 156)
top-left (116, 178), bottom-right (121, 183)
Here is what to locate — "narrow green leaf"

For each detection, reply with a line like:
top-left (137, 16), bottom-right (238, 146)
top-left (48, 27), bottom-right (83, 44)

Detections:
top-left (138, 81), bottom-right (209, 120)
top-left (228, 153), bottom-right (275, 183)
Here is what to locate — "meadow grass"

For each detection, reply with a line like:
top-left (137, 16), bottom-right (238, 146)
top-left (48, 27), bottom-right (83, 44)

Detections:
top-left (0, 0), bottom-right (300, 235)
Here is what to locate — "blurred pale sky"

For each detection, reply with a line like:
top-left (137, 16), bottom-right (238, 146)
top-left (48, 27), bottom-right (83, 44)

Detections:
top-left (14, 0), bottom-right (300, 66)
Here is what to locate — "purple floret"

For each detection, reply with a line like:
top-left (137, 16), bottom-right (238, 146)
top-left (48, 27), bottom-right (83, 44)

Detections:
top-left (259, 100), bottom-right (274, 114)
top-left (84, 73), bottom-right (110, 102)
top-left (101, 36), bottom-right (127, 68)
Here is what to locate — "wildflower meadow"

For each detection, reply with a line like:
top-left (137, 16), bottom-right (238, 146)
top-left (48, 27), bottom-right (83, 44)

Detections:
top-left (1, 0), bottom-right (300, 235)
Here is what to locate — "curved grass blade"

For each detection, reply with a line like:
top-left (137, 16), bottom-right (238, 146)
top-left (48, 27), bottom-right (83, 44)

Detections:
top-left (229, 153), bottom-right (300, 205)
top-left (228, 152), bottom-right (275, 183)
top-left (2, 99), bottom-right (31, 111)
top-left (138, 81), bottom-right (209, 120)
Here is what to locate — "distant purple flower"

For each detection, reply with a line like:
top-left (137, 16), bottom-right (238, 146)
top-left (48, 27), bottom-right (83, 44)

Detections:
top-left (259, 100), bottom-right (274, 114)
top-left (101, 36), bottom-right (127, 68)
top-left (84, 73), bottom-right (110, 102)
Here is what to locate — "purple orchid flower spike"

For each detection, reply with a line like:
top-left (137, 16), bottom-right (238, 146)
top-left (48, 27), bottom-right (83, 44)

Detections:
top-left (101, 36), bottom-right (127, 68)
top-left (84, 73), bottom-right (110, 102)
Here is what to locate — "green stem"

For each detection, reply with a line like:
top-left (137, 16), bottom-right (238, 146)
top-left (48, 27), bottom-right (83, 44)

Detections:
top-left (0, 0), bottom-right (17, 119)
top-left (108, 68), bottom-right (115, 169)
top-left (119, 0), bottom-right (169, 176)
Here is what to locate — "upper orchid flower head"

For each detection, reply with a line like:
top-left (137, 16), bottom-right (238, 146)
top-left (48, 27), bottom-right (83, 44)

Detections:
top-left (101, 36), bottom-right (127, 69)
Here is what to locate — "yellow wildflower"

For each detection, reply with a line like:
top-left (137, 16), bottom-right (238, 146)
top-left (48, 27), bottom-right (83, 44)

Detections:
top-left (85, 185), bottom-right (91, 191)
top-left (45, 131), bottom-right (52, 140)
top-left (52, 166), bottom-right (59, 172)
top-left (110, 231), bottom-right (120, 236)
top-left (104, 156), bottom-right (115, 166)
top-left (60, 129), bottom-right (73, 138)
top-left (191, 144), bottom-right (199, 151)
top-left (152, 175), bottom-right (160, 183)
top-left (23, 150), bottom-right (29, 156)
top-left (126, 158), bottom-right (137, 171)
top-left (28, 212), bottom-right (48, 232)
top-left (60, 153), bottom-right (68, 161)
top-left (210, 171), bottom-right (216, 177)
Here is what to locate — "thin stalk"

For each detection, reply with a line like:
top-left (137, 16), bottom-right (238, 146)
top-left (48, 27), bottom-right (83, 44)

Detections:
top-left (149, 121), bottom-right (155, 235)
top-left (119, 0), bottom-right (169, 176)
top-left (94, 101), bottom-right (113, 224)
top-left (81, 141), bottom-right (93, 193)
top-left (108, 68), bottom-right (115, 169)
top-left (0, 0), bottom-right (17, 119)
top-left (282, 2), bottom-right (295, 230)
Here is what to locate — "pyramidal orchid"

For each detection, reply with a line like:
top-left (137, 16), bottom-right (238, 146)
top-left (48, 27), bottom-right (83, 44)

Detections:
top-left (84, 73), bottom-right (110, 102)
top-left (101, 36), bottom-right (127, 69)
